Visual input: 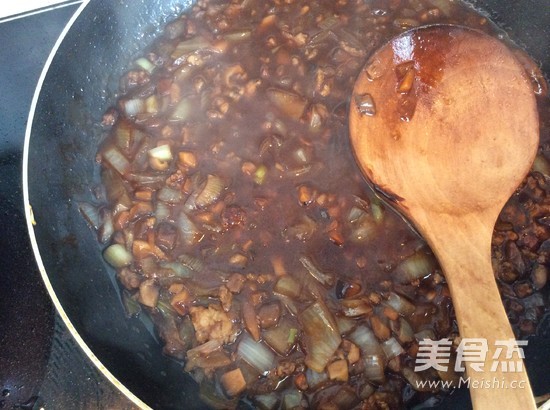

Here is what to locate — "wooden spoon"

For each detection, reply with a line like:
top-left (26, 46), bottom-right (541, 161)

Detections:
top-left (349, 25), bottom-right (538, 409)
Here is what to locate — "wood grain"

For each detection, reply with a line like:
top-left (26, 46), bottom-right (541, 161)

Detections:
top-left (350, 25), bottom-right (538, 409)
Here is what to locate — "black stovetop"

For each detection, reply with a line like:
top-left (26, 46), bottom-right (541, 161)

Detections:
top-left (0, 4), bottom-right (135, 409)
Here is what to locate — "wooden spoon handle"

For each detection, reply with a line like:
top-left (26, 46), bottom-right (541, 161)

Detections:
top-left (422, 212), bottom-right (536, 410)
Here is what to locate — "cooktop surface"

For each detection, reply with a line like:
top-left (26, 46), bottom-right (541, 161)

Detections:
top-left (0, 3), bottom-right (136, 408)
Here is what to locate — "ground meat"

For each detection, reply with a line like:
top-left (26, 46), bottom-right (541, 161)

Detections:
top-left (189, 305), bottom-right (238, 344)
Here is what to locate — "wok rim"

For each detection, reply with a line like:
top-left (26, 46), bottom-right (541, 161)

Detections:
top-left (21, 1), bottom-right (150, 408)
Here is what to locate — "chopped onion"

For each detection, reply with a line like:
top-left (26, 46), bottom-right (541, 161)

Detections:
top-left (123, 98), bottom-right (145, 116)
top-left (157, 186), bottom-right (183, 204)
top-left (381, 337), bottom-right (404, 360)
top-left (284, 215), bottom-right (316, 241)
top-left (171, 36), bottom-right (211, 59)
top-left (223, 29), bottom-right (252, 42)
top-left (103, 146), bottom-right (131, 176)
top-left (348, 325), bottom-right (385, 357)
top-left (262, 317), bottom-right (297, 355)
top-left (318, 15), bottom-right (340, 30)
top-left (300, 256), bottom-right (334, 287)
top-left (266, 88), bottom-right (307, 120)
top-left (185, 339), bottom-right (226, 371)
top-left (197, 350), bottom-right (233, 374)
top-left (253, 394), bottom-right (279, 410)
top-left (363, 355), bottom-right (386, 384)
top-left (370, 199), bottom-right (384, 223)
top-left (393, 251), bottom-right (437, 284)
top-left (391, 317), bottom-right (415, 344)
top-left (155, 201), bottom-right (171, 222)
top-left (299, 301), bottom-right (342, 372)
top-left (97, 208), bottom-right (114, 243)
top-left (127, 172), bottom-right (166, 189)
top-left (532, 154), bottom-right (550, 176)
top-left (79, 202), bottom-right (100, 230)
top-left (101, 168), bottom-right (130, 204)
top-left (385, 292), bottom-right (416, 316)
top-left (335, 316), bottom-right (357, 335)
top-left (103, 243), bottom-right (133, 268)
top-left (274, 275), bottom-right (301, 299)
top-left (237, 332), bottom-right (275, 374)
top-left (349, 213), bottom-right (377, 243)
top-left (148, 144), bottom-right (173, 171)
top-left (305, 368), bottom-right (328, 390)
top-left (177, 211), bottom-right (202, 245)
top-left (114, 120), bottom-right (132, 151)
top-left (178, 253), bottom-right (204, 272)
top-left (132, 240), bottom-right (166, 260)
top-left (160, 261), bottom-right (192, 277)
top-left (195, 174), bottom-right (225, 208)
top-left (293, 147), bottom-right (309, 164)
top-left (134, 57), bottom-right (155, 73)
top-left (307, 103), bottom-right (328, 132)
top-left (170, 98), bottom-right (192, 121)
top-left (282, 390), bottom-right (303, 410)
top-left (148, 144), bottom-right (173, 162)
top-left (187, 339), bottom-right (222, 358)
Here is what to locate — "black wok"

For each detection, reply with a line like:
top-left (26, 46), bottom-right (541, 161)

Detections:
top-left (23, 0), bottom-right (550, 409)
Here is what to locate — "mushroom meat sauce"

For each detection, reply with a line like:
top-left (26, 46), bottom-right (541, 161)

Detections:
top-left (81, 0), bottom-right (549, 408)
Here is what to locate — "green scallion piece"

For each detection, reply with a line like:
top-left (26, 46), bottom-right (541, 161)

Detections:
top-left (288, 328), bottom-right (298, 344)
top-left (254, 164), bottom-right (267, 185)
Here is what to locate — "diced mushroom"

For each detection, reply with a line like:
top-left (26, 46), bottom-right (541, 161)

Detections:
top-left (327, 359), bottom-right (349, 382)
top-left (221, 368), bottom-right (247, 397)
top-left (258, 302), bottom-right (282, 329)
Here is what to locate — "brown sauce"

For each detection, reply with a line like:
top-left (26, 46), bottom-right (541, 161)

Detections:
top-left (84, 0), bottom-right (549, 408)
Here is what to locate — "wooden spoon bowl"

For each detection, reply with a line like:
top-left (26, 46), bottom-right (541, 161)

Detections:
top-left (349, 25), bottom-right (538, 409)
